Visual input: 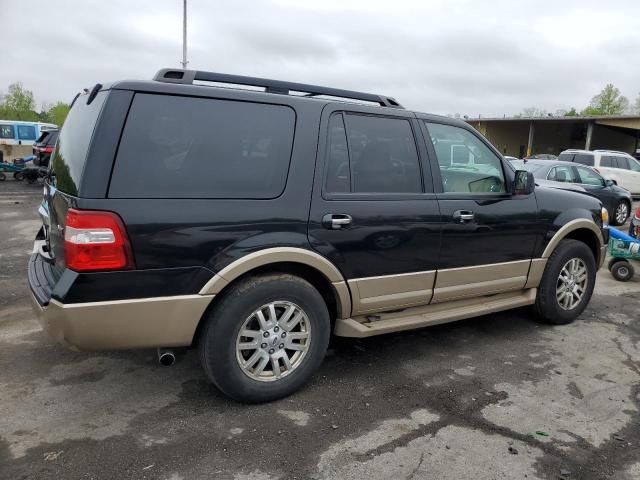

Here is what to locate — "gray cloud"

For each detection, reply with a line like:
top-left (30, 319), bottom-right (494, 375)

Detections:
top-left (1, 0), bottom-right (638, 116)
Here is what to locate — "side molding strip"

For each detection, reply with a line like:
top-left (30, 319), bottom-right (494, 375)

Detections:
top-left (348, 270), bottom-right (435, 315)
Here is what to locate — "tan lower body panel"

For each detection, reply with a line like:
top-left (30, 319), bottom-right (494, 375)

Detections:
top-left (525, 258), bottom-right (547, 288)
top-left (348, 270), bottom-right (435, 315)
top-left (30, 293), bottom-right (213, 351)
top-left (334, 288), bottom-right (536, 338)
top-left (431, 260), bottom-right (530, 303)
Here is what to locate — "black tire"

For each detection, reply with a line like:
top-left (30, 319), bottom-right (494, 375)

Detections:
top-left (612, 200), bottom-right (631, 226)
top-left (198, 273), bottom-right (330, 403)
top-left (535, 239), bottom-right (596, 325)
top-left (611, 260), bottom-right (634, 282)
top-left (13, 171), bottom-right (24, 181)
top-left (607, 257), bottom-right (622, 271)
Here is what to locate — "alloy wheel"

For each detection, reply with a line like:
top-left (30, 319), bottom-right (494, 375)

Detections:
top-left (556, 258), bottom-right (588, 310)
top-left (615, 202), bottom-right (629, 225)
top-left (235, 301), bottom-right (311, 382)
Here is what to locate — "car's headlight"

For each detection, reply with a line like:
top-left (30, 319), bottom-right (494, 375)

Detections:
top-left (601, 207), bottom-right (609, 227)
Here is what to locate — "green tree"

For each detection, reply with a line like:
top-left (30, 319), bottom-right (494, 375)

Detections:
top-left (634, 93), bottom-right (640, 114)
top-left (0, 82), bottom-right (39, 120)
top-left (45, 102), bottom-right (71, 127)
top-left (564, 107), bottom-right (578, 116)
top-left (582, 84), bottom-right (629, 116)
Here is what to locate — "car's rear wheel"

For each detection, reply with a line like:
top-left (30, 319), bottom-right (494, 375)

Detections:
top-left (535, 239), bottom-right (596, 325)
top-left (198, 273), bottom-right (330, 403)
top-left (613, 200), bottom-right (630, 226)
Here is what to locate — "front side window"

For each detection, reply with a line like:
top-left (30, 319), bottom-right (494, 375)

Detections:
top-left (576, 166), bottom-right (604, 186)
top-left (626, 157), bottom-right (640, 172)
top-left (17, 125), bottom-right (36, 140)
top-left (0, 124), bottom-right (15, 139)
top-left (614, 156), bottom-right (631, 170)
top-left (573, 153), bottom-right (594, 166)
top-left (110, 94), bottom-right (295, 199)
top-left (548, 165), bottom-right (578, 183)
top-left (324, 113), bottom-right (423, 194)
top-left (425, 122), bottom-right (506, 194)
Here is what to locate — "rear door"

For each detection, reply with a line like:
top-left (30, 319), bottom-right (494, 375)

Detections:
top-left (614, 156), bottom-right (640, 194)
top-left (421, 119), bottom-right (542, 303)
top-left (308, 105), bottom-right (441, 315)
top-left (574, 165), bottom-right (618, 213)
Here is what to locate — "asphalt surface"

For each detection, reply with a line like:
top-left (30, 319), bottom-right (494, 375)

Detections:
top-left (1, 178), bottom-right (639, 480)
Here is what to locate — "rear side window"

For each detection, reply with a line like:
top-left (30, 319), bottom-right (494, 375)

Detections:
top-left (600, 155), bottom-right (616, 168)
top-left (573, 154), bottom-right (594, 166)
top-left (0, 125), bottom-right (15, 139)
top-left (51, 91), bottom-right (108, 196)
top-left (614, 156), bottom-right (630, 170)
top-left (110, 94), bottom-right (295, 199)
top-left (324, 113), bottom-right (423, 194)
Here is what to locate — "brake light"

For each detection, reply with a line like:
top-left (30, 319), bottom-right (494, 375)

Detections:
top-left (64, 209), bottom-right (134, 272)
top-left (43, 146), bottom-right (54, 154)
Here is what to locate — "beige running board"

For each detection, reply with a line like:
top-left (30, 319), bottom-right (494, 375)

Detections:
top-left (334, 289), bottom-right (537, 337)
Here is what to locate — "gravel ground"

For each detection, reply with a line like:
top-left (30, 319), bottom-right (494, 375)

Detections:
top-left (1, 178), bottom-right (639, 480)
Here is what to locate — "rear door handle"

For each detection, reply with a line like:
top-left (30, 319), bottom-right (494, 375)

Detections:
top-left (453, 210), bottom-right (475, 223)
top-left (322, 214), bottom-right (352, 230)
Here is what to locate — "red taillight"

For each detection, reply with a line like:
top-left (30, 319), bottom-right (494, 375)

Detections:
top-left (635, 207), bottom-right (640, 220)
top-left (64, 209), bottom-right (134, 272)
top-left (43, 146), bottom-right (54, 154)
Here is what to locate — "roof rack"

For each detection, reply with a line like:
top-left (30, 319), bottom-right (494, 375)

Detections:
top-left (153, 68), bottom-right (404, 109)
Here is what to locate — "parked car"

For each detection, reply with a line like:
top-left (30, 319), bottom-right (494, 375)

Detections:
top-left (512, 159), bottom-right (633, 225)
top-left (32, 129), bottom-right (59, 167)
top-left (559, 149), bottom-right (640, 198)
top-left (524, 153), bottom-right (558, 160)
top-left (508, 159), bottom-right (589, 194)
top-left (29, 69), bottom-right (608, 402)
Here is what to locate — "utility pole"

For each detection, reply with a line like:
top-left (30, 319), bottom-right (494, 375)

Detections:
top-left (181, 0), bottom-right (188, 69)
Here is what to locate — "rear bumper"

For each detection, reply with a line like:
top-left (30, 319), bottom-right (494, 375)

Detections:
top-left (28, 252), bottom-right (213, 350)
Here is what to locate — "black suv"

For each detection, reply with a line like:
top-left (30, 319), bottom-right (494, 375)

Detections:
top-left (29, 69), bottom-right (608, 402)
top-left (33, 129), bottom-right (59, 167)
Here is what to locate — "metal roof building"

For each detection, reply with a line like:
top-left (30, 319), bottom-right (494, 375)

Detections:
top-left (465, 115), bottom-right (640, 158)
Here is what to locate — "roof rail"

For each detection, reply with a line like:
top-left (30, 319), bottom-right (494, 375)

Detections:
top-left (152, 68), bottom-right (404, 109)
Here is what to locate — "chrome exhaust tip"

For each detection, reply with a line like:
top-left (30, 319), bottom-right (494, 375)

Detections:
top-left (157, 348), bottom-right (176, 367)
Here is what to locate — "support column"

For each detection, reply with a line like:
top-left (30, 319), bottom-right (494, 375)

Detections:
top-left (526, 122), bottom-right (535, 157)
top-left (585, 122), bottom-right (594, 150)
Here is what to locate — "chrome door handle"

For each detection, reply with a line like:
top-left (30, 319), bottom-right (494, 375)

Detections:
top-left (453, 210), bottom-right (475, 223)
top-left (322, 214), bottom-right (352, 230)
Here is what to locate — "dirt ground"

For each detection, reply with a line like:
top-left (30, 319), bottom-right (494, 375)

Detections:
top-left (1, 178), bottom-right (639, 480)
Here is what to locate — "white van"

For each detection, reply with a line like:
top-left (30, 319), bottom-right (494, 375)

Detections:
top-left (558, 149), bottom-right (640, 198)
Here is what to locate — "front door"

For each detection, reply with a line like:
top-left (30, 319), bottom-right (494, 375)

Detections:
top-left (420, 119), bottom-right (543, 303)
top-left (308, 105), bottom-right (441, 316)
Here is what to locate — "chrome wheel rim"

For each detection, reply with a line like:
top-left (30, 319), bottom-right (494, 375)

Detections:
top-left (235, 301), bottom-right (311, 382)
top-left (617, 266), bottom-right (630, 278)
top-left (556, 258), bottom-right (588, 310)
top-left (615, 203), bottom-right (629, 225)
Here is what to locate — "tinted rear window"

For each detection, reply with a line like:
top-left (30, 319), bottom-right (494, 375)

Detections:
top-left (558, 153), bottom-right (574, 162)
top-left (44, 131), bottom-right (59, 146)
top-left (109, 94), bottom-right (295, 199)
top-left (50, 92), bottom-right (107, 195)
top-left (0, 124), bottom-right (15, 139)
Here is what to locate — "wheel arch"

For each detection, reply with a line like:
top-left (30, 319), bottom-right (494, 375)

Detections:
top-left (541, 219), bottom-right (604, 266)
top-left (192, 248), bottom-right (352, 345)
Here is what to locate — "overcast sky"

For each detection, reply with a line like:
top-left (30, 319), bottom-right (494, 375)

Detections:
top-left (1, 0), bottom-right (638, 116)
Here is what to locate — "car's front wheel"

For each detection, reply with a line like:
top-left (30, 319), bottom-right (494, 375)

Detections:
top-left (613, 200), bottom-right (630, 226)
top-left (198, 273), bottom-right (330, 403)
top-left (535, 239), bottom-right (596, 325)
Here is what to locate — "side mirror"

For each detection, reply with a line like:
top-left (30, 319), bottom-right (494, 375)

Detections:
top-left (513, 170), bottom-right (535, 195)
top-left (605, 179), bottom-right (617, 187)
